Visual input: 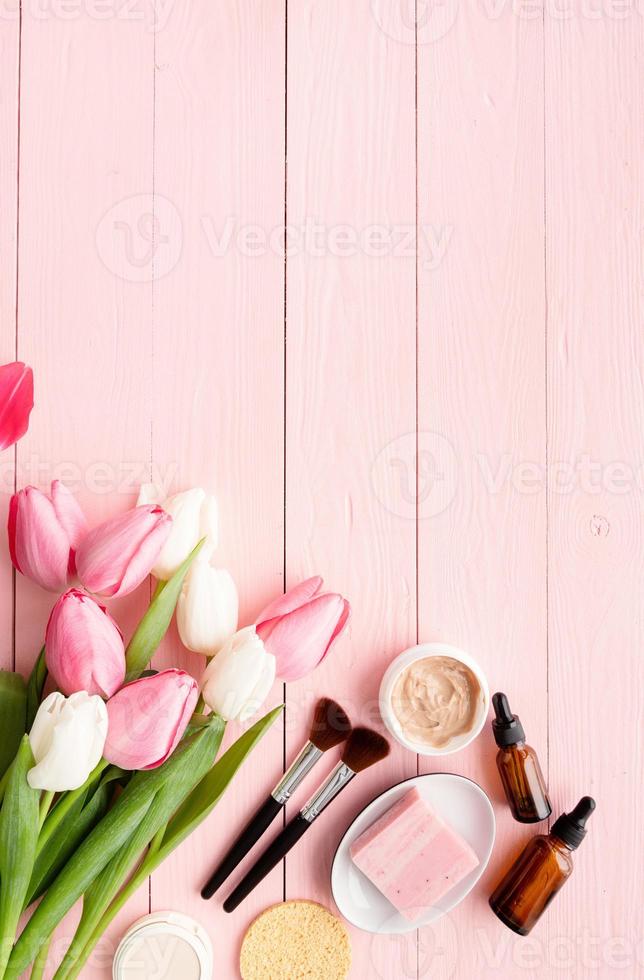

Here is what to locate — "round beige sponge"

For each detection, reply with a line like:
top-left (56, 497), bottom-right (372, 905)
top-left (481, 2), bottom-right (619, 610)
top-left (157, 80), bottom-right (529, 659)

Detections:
top-left (239, 899), bottom-right (352, 980)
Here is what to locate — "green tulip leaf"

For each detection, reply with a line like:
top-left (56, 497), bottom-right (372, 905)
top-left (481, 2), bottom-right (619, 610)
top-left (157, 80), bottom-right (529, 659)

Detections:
top-left (162, 705), bottom-right (284, 854)
top-left (54, 705), bottom-right (283, 980)
top-left (8, 721), bottom-right (221, 977)
top-left (125, 538), bottom-right (205, 679)
top-left (25, 647), bottom-right (48, 731)
top-left (0, 736), bottom-right (39, 978)
top-left (53, 717), bottom-right (224, 980)
top-left (26, 768), bottom-right (124, 907)
top-left (0, 672), bottom-right (27, 782)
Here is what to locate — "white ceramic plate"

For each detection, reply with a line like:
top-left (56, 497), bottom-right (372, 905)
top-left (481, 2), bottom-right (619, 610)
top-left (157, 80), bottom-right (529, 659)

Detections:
top-left (331, 773), bottom-right (495, 934)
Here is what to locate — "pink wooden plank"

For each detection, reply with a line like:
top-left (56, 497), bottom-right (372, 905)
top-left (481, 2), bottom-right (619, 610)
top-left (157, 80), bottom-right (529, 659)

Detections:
top-left (0, 15), bottom-right (19, 672)
top-left (545, 16), bottom-right (644, 978)
top-left (149, 2), bottom-right (286, 975)
top-left (417, 6), bottom-right (547, 979)
top-left (15, 7), bottom-right (155, 975)
top-left (285, 2), bottom-right (417, 977)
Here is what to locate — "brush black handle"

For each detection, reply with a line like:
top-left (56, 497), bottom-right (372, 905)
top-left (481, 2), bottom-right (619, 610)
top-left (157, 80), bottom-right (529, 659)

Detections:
top-left (223, 814), bottom-right (310, 912)
top-left (201, 795), bottom-right (283, 899)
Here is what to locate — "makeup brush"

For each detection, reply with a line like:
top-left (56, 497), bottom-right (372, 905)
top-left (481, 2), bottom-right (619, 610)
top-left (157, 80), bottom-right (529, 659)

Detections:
top-left (223, 727), bottom-right (390, 913)
top-left (201, 697), bottom-right (351, 899)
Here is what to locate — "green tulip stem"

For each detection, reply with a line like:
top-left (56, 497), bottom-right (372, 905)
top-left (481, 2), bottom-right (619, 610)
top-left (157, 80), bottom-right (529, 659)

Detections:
top-left (54, 707), bottom-right (283, 980)
top-left (37, 760), bottom-right (109, 857)
top-left (29, 934), bottom-right (52, 980)
top-left (57, 859), bottom-right (151, 980)
top-left (194, 694), bottom-right (206, 714)
top-left (0, 769), bottom-right (9, 806)
top-left (151, 578), bottom-right (165, 600)
top-left (38, 792), bottom-right (55, 830)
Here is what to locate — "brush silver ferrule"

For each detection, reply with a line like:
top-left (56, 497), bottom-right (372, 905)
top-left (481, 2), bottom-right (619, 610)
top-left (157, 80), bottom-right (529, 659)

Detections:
top-left (271, 742), bottom-right (323, 805)
top-left (300, 763), bottom-right (355, 822)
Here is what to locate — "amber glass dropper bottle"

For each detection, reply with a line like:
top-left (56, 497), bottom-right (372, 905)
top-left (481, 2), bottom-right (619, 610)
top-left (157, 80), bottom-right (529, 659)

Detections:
top-left (492, 692), bottom-right (552, 823)
top-left (489, 796), bottom-right (596, 935)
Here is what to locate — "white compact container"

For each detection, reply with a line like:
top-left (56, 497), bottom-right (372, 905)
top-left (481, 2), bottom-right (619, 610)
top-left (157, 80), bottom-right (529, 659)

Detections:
top-left (113, 911), bottom-right (213, 980)
top-left (379, 642), bottom-right (490, 756)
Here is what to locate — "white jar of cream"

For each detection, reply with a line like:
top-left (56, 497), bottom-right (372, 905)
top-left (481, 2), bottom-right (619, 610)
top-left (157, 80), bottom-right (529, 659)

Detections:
top-left (379, 643), bottom-right (490, 756)
top-left (113, 911), bottom-right (213, 980)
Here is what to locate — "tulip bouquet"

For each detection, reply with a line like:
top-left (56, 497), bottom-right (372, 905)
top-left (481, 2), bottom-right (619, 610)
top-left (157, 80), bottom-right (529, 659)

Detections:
top-left (0, 363), bottom-right (350, 980)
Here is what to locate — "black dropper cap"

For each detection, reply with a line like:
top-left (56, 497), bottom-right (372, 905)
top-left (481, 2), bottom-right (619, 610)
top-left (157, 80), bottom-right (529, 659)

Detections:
top-left (551, 796), bottom-right (596, 849)
top-left (492, 692), bottom-right (525, 747)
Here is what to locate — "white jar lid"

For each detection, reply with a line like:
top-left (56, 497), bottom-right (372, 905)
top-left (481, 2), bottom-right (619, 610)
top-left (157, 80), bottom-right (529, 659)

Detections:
top-left (113, 911), bottom-right (213, 980)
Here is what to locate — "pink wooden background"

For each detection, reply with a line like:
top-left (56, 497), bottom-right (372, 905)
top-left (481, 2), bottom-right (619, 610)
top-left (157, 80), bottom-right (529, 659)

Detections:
top-left (1, 0), bottom-right (643, 977)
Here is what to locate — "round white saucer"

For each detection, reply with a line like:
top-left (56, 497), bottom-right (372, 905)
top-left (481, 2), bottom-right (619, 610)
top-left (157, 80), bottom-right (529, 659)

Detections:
top-left (331, 773), bottom-right (495, 934)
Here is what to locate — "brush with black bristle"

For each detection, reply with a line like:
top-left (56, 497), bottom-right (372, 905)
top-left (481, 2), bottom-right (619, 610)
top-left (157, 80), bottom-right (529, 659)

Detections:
top-left (201, 697), bottom-right (352, 899)
top-left (223, 727), bottom-right (390, 912)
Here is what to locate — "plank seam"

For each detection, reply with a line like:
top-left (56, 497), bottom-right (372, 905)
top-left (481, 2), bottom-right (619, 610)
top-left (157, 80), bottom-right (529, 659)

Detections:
top-left (12, 0), bottom-right (23, 673)
top-left (282, 0), bottom-right (289, 906)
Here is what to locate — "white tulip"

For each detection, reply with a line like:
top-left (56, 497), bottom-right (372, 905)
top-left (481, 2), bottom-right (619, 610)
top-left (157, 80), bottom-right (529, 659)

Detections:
top-left (177, 561), bottom-right (238, 655)
top-left (137, 484), bottom-right (219, 580)
top-left (200, 626), bottom-right (275, 722)
top-left (28, 691), bottom-right (108, 792)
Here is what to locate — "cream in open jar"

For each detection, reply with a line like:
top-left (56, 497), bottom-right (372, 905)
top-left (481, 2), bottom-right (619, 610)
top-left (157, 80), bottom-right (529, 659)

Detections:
top-left (391, 655), bottom-right (483, 750)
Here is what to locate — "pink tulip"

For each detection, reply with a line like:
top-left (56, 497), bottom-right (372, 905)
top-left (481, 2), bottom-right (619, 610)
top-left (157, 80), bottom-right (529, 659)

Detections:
top-left (103, 669), bottom-right (199, 770)
top-left (45, 589), bottom-right (125, 698)
top-left (0, 361), bottom-right (33, 450)
top-left (256, 576), bottom-right (350, 681)
top-left (75, 504), bottom-right (172, 598)
top-left (8, 481), bottom-right (88, 592)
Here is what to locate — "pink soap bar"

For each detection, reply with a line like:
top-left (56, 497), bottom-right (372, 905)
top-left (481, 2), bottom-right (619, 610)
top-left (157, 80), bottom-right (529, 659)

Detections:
top-left (350, 787), bottom-right (479, 921)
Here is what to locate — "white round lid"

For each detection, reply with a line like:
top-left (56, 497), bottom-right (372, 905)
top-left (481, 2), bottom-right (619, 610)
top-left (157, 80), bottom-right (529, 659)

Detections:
top-left (113, 911), bottom-right (213, 980)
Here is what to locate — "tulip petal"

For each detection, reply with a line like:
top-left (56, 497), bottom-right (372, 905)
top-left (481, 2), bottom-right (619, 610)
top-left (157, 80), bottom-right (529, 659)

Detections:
top-left (176, 563), bottom-right (238, 655)
top-left (0, 362), bottom-right (33, 451)
top-left (136, 483), bottom-right (162, 507)
top-left (151, 488), bottom-right (205, 580)
top-left (50, 480), bottom-right (89, 571)
top-left (12, 488), bottom-right (71, 592)
top-left (238, 653), bottom-right (276, 723)
top-left (45, 589), bottom-right (125, 698)
top-left (104, 669), bottom-right (198, 771)
top-left (327, 597), bottom-right (351, 650)
top-left (255, 576), bottom-right (323, 627)
top-left (257, 592), bottom-right (347, 682)
top-left (117, 509), bottom-right (173, 596)
top-left (28, 692), bottom-right (108, 792)
top-left (200, 626), bottom-right (270, 721)
top-left (76, 505), bottom-right (172, 598)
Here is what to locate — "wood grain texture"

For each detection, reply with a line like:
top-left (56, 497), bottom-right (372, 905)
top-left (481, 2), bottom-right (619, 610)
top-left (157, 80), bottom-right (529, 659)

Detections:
top-left (150, 2), bottom-right (286, 976)
top-left (285, 3), bottom-right (417, 977)
top-left (2, 2), bottom-right (642, 978)
top-left (0, 12), bottom-right (19, 672)
top-left (417, 4), bottom-right (548, 978)
top-left (14, 6), bottom-right (155, 974)
top-left (545, 12), bottom-right (644, 978)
